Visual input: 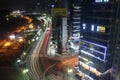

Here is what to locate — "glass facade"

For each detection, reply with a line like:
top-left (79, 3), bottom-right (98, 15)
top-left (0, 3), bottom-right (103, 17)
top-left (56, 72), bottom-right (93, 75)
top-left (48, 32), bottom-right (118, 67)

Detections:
top-left (69, 0), bottom-right (120, 80)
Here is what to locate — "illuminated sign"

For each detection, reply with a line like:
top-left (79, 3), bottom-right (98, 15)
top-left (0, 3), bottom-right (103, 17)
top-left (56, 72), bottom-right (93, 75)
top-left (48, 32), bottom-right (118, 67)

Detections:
top-left (51, 8), bottom-right (66, 17)
top-left (97, 26), bottom-right (105, 32)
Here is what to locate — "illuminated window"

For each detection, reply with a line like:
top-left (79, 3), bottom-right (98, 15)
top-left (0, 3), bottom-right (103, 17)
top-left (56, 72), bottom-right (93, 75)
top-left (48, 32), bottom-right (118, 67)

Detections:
top-left (97, 26), bottom-right (99, 31)
top-left (104, 0), bottom-right (109, 2)
top-left (95, 0), bottom-right (102, 2)
top-left (91, 25), bottom-right (94, 31)
top-left (83, 26), bottom-right (86, 29)
top-left (97, 26), bottom-right (105, 32)
top-left (51, 4), bottom-right (55, 8)
top-left (95, 0), bottom-right (109, 2)
top-left (83, 23), bottom-right (86, 26)
top-left (83, 23), bottom-right (86, 29)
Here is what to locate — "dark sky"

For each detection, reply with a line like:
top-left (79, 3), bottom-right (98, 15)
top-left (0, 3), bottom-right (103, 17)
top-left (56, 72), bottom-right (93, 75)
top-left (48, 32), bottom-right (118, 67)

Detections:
top-left (0, 0), bottom-right (25, 10)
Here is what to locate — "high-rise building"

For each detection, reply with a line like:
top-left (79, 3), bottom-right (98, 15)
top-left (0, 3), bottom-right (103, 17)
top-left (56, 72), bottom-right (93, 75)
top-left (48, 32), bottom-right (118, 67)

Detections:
top-left (69, 0), bottom-right (120, 80)
top-left (50, 0), bottom-right (66, 54)
top-left (67, 0), bottom-right (81, 40)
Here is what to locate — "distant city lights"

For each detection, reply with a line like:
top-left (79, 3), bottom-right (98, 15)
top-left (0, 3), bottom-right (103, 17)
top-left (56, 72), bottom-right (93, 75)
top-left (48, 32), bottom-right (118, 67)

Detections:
top-left (51, 4), bottom-right (55, 8)
top-left (9, 35), bottom-right (15, 40)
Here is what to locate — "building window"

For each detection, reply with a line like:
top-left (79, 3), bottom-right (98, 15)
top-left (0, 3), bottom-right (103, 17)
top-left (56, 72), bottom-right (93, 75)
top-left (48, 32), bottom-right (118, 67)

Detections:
top-left (97, 26), bottom-right (105, 32)
top-left (91, 25), bottom-right (94, 31)
top-left (95, 0), bottom-right (109, 2)
top-left (83, 23), bottom-right (86, 29)
top-left (95, 0), bottom-right (102, 2)
top-left (104, 0), bottom-right (109, 2)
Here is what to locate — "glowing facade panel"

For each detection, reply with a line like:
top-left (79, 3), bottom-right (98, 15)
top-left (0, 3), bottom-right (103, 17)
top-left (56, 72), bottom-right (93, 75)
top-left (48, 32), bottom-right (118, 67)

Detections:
top-left (80, 50), bottom-right (105, 61)
top-left (79, 61), bottom-right (101, 76)
top-left (80, 40), bottom-right (107, 61)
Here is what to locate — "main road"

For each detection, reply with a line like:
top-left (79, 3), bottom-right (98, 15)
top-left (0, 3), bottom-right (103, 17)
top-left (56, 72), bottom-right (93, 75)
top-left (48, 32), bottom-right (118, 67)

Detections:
top-left (26, 17), bottom-right (78, 80)
top-left (26, 19), bottom-right (64, 80)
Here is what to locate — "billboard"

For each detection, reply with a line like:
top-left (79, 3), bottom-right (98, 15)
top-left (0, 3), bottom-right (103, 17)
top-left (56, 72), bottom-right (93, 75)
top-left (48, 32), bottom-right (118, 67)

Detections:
top-left (51, 8), bottom-right (66, 17)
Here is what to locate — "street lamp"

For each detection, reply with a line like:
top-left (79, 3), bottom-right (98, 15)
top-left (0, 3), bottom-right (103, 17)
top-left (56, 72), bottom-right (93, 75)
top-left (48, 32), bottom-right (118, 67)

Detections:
top-left (23, 52), bottom-right (27, 55)
top-left (22, 68), bottom-right (29, 80)
top-left (23, 69), bottom-right (29, 74)
top-left (64, 65), bottom-right (74, 80)
top-left (17, 59), bottom-right (21, 63)
top-left (42, 63), bottom-right (57, 80)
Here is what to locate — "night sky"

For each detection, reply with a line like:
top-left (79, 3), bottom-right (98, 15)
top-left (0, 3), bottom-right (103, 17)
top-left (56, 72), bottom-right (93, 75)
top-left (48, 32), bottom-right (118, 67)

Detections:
top-left (0, 0), bottom-right (25, 10)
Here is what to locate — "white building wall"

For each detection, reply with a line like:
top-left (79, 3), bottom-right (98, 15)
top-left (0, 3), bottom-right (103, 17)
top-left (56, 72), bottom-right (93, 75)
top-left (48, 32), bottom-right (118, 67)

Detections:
top-left (62, 17), bottom-right (68, 52)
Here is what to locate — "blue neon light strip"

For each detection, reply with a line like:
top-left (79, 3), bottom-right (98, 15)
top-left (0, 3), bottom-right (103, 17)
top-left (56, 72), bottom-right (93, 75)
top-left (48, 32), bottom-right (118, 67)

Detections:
top-left (81, 39), bottom-right (107, 49)
top-left (80, 50), bottom-right (105, 61)
top-left (80, 39), bottom-right (107, 60)
top-left (104, 48), bottom-right (107, 60)
top-left (80, 45), bottom-right (105, 55)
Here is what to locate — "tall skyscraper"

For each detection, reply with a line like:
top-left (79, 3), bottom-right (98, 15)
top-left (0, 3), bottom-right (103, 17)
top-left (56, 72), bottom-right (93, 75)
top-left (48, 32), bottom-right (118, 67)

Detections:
top-left (69, 0), bottom-right (120, 80)
top-left (70, 0), bottom-right (81, 41)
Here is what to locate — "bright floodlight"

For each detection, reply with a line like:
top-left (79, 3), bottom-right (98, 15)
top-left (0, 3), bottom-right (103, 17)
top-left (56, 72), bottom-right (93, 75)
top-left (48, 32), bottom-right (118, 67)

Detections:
top-left (23, 52), bottom-right (27, 55)
top-left (67, 68), bottom-right (73, 73)
top-left (17, 59), bottom-right (21, 63)
top-left (23, 69), bottom-right (29, 74)
top-left (9, 35), bottom-right (15, 40)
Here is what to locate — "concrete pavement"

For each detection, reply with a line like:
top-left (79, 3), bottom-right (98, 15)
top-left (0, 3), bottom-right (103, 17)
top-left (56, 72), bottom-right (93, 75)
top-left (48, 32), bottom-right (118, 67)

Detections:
top-left (46, 40), bottom-right (79, 80)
